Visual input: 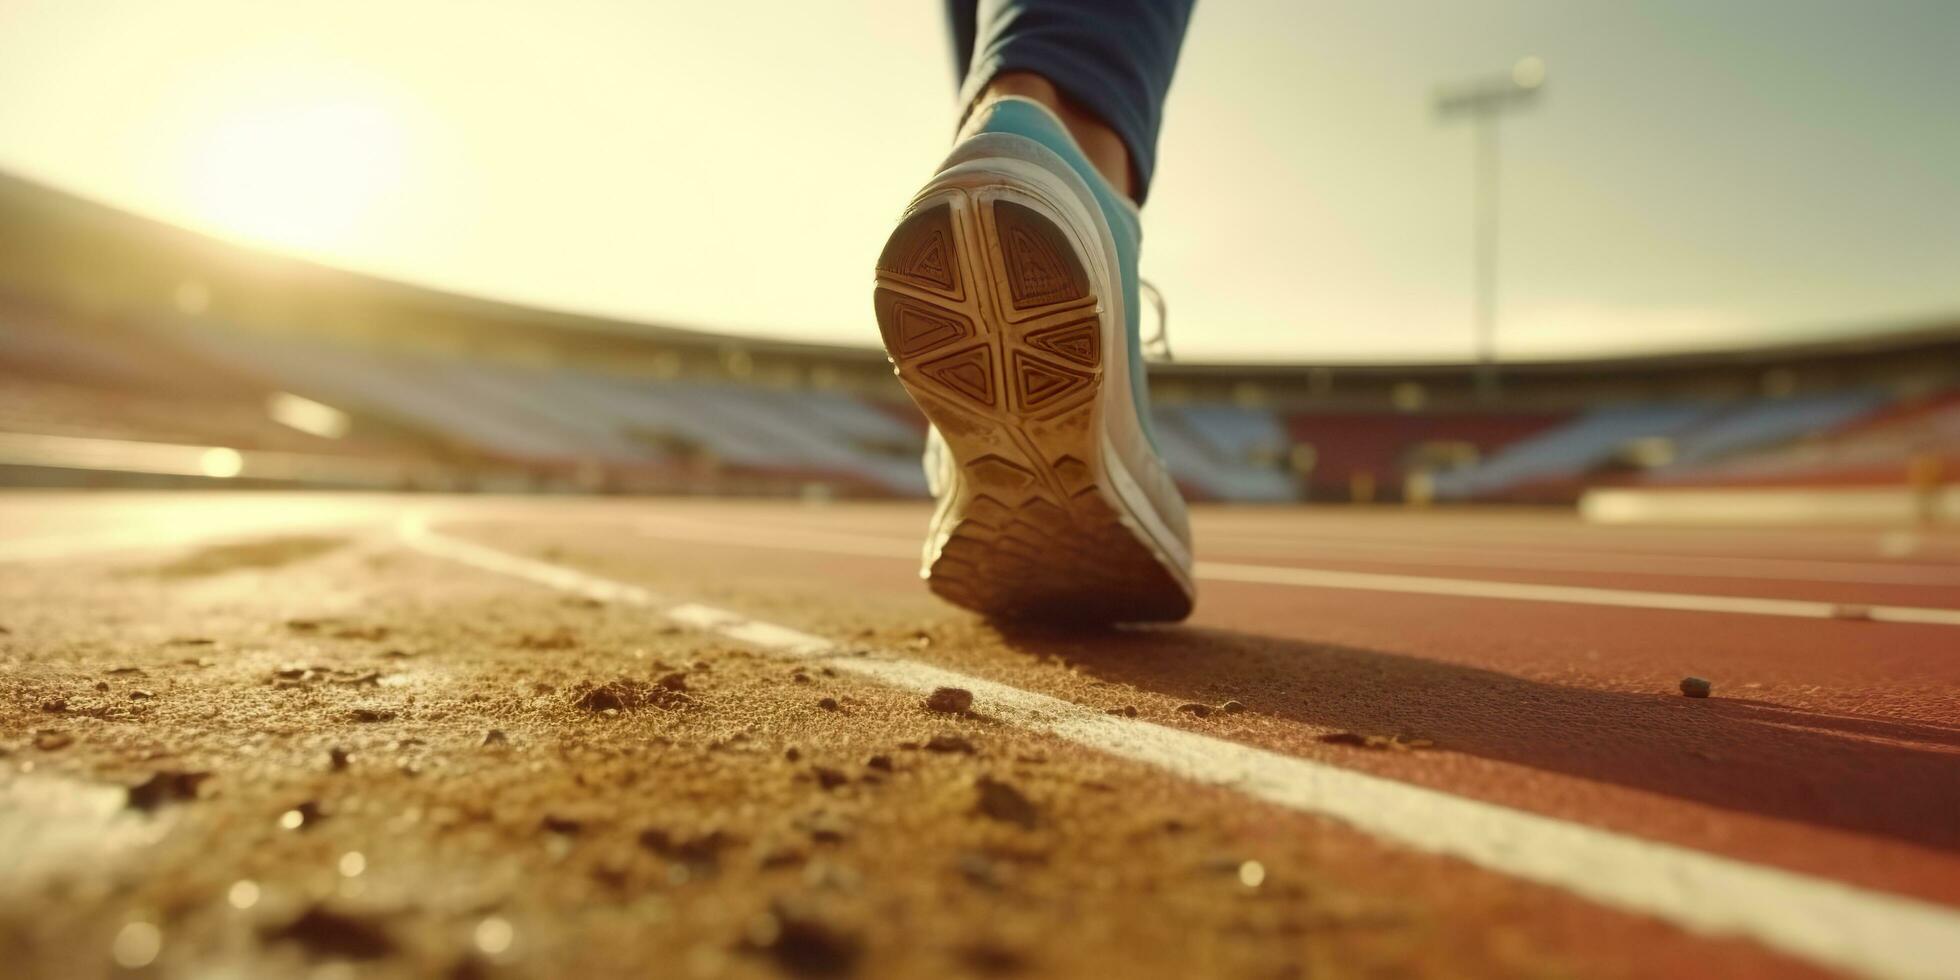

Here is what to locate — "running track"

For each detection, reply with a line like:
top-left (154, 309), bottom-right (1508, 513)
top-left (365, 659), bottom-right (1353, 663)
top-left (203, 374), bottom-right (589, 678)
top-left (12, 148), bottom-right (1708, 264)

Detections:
top-left (5, 492), bottom-right (1958, 978)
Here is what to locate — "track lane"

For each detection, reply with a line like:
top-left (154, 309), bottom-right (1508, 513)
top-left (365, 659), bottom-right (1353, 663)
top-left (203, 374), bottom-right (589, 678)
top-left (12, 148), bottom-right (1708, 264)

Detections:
top-left (626, 511), bottom-right (1960, 622)
top-left (7, 493), bottom-right (1959, 978)
top-left (0, 494), bottom-right (1861, 980)
top-left (410, 516), bottom-right (1960, 980)
top-left (452, 518), bottom-right (1960, 903)
top-left (661, 501), bottom-right (1960, 565)
top-left (623, 506), bottom-right (1960, 607)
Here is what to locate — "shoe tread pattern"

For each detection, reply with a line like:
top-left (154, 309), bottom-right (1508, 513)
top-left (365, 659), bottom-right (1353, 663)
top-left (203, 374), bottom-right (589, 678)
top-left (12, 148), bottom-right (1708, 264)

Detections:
top-left (875, 195), bottom-right (1190, 622)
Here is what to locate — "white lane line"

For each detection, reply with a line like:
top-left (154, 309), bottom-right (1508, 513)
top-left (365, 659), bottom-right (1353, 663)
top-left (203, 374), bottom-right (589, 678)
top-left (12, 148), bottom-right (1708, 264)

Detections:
top-left (0, 530), bottom-right (195, 563)
top-left (633, 518), bottom-right (1960, 627)
top-left (402, 517), bottom-right (1960, 980)
top-left (653, 517), bottom-right (1960, 587)
top-left (1193, 535), bottom-right (1960, 587)
top-left (1193, 562), bottom-right (1960, 627)
top-left (0, 525), bottom-right (326, 563)
top-left (0, 510), bottom-right (383, 563)
top-left (0, 775), bottom-right (177, 891)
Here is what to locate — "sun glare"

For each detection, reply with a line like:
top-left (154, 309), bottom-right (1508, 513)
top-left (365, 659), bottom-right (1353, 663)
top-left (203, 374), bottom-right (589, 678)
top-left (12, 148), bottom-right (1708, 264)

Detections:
top-left (183, 97), bottom-right (404, 252)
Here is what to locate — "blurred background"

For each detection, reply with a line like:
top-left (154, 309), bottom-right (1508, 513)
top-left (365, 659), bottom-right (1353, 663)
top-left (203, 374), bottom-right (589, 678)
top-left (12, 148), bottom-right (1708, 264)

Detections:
top-left (1, 0), bottom-right (1956, 523)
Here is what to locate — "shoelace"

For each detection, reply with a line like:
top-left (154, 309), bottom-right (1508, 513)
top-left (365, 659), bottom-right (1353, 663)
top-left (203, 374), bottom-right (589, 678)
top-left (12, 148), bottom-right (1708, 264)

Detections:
top-left (1139, 278), bottom-right (1173, 362)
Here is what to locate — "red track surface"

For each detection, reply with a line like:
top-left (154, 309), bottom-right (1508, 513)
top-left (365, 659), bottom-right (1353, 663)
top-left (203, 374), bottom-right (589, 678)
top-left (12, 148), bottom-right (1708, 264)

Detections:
top-left (6, 493), bottom-right (1958, 978)
top-left (615, 504), bottom-right (1960, 903)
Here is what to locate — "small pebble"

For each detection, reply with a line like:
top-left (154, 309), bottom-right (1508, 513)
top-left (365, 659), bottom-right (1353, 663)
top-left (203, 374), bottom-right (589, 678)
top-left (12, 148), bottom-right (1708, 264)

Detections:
top-left (267, 905), bottom-right (395, 959)
top-left (1177, 703), bottom-right (1213, 718)
top-left (1221, 700), bottom-right (1246, 714)
top-left (973, 777), bottom-right (1039, 828)
top-left (126, 770), bottom-right (210, 811)
top-left (1680, 676), bottom-right (1713, 699)
top-left (747, 903), bottom-right (861, 976)
top-left (817, 697), bottom-right (840, 712)
top-left (925, 687), bottom-right (973, 714)
top-left (279, 801), bottom-right (324, 830)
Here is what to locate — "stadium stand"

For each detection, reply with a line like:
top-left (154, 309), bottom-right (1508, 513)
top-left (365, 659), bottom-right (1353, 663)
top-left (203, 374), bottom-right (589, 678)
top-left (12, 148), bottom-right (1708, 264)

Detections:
top-left (1429, 403), bottom-right (1721, 502)
top-left (1283, 411), bottom-right (1568, 502)
top-left (1660, 390), bottom-right (1889, 469)
top-left (121, 313), bottom-right (933, 494)
top-left (1150, 405), bottom-right (1296, 501)
top-left (156, 324), bottom-right (584, 463)
top-left (1, 167), bottom-right (1956, 506)
top-left (1638, 390), bottom-right (1960, 488)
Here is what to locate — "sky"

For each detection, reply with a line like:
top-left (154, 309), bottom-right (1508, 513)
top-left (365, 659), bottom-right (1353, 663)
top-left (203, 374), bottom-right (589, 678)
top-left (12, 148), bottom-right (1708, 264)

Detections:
top-left (0, 0), bottom-right (1955, 363)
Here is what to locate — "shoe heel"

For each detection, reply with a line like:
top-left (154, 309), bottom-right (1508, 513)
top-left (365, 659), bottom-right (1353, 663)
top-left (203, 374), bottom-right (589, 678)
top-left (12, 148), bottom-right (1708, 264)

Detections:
top-left (874, 187), bottom-right (1189, 622)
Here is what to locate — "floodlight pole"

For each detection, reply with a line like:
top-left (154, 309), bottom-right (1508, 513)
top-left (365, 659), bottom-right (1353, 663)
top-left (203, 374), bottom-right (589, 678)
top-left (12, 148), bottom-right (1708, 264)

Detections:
top-left (1436, 58), bottom-right (1544, 399)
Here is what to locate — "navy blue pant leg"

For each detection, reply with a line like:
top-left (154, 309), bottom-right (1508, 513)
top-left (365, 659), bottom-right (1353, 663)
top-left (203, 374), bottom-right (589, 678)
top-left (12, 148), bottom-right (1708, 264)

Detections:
top-left (944, 0), bottom-right (1196, 203)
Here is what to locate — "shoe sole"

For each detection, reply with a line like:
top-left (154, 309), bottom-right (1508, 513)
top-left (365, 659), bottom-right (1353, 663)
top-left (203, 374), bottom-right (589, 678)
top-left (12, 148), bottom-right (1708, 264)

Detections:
top-left (874, 183), bottom-right (1192, 623)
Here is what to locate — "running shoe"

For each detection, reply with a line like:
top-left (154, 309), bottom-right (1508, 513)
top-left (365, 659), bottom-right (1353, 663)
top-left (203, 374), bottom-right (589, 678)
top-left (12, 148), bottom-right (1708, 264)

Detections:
top-left (872, 95), bottom-right (1194, 622)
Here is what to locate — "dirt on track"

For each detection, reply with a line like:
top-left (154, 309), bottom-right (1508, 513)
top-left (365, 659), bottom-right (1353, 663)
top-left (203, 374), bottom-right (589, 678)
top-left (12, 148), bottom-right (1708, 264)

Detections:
top-left (3, 494), bottom-right (1949, 979)
top-left (0, 527), bottom-right (1530, 980)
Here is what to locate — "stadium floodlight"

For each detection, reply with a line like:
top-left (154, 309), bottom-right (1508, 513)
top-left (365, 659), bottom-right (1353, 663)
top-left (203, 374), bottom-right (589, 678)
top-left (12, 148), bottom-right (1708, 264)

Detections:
top-left (1435, 56), bottom-right (1545, 397)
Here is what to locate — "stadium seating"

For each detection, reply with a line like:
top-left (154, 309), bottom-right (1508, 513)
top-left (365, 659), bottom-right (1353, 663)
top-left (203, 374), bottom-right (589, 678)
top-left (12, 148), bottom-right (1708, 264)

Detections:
top-left (1640, 390), bottom-right (1960, 487)
top-left (164, 326), bottom-right (588, 462)
top-left (1284, 411), bottom-right (1568, 501)
top-left (135, 319), bottom-right (931, 493)
top-left (4, 301), bottom-right (1947, 503)
top-left (1430, 403), bottom-right (1720, 501)
top-left (1150, 406), bottom-right (1297, 501)
top-left (1660, 390), bottom-right (1887, 469)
